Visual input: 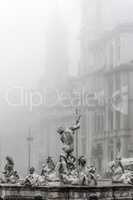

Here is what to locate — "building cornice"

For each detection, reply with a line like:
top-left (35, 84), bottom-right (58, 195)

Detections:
top-left (103, 62), bottom-right (133, 75)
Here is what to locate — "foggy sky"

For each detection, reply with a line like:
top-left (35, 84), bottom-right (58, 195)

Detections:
top-left (0, 0), bottom-right (133, 89)
top-left (0, 0), bottom-right (81, 89)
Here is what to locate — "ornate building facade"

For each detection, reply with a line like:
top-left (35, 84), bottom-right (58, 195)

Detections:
top-left (79, 0), bottom-right (133, 174)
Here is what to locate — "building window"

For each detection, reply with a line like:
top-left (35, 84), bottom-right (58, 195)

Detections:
top-left (101, 112), bottom-right (104, 131)
top-left (108, 76), bottom-right (113, 97)
top-left (115, 72), bottom-right (121, 90)
top-left (116, 111), bottom-right (120, 130)
top-left (94, 111), bottom-right (104, 134)
top-left (108, 139), bottom-right (114, 161)
top-left (109, 43), bottom-right (114, 69)
top-left (109, 108), bottom-right (113, 131)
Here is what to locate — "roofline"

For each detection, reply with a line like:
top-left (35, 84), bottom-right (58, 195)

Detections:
top-left (89, 23), bottom-right (133, 48)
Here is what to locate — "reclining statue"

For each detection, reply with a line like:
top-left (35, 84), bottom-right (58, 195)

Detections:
top-left (110, 155), bottom-right (125, 183)
top-left (41, 157), bottom-right (59, 184)
top-left (23, 167), bottom-right (40, 186)
top-left (1, 156), bottom-right (19, 184)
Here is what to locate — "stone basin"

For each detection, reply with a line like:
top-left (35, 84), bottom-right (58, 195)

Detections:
top-left (0, 183), bottom-right (133, 200)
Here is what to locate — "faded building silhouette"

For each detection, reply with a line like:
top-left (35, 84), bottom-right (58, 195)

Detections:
top-left (79, 0), bottom-right (133, 174)
top-left (36, 5), bottom-right (75, 169)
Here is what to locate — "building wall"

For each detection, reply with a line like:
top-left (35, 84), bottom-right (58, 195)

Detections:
top-left (79, 22), bottom-right (133, 174)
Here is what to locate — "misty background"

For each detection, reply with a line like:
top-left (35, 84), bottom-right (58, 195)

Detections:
top-left (0, 0), bottom-right (133, 175)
